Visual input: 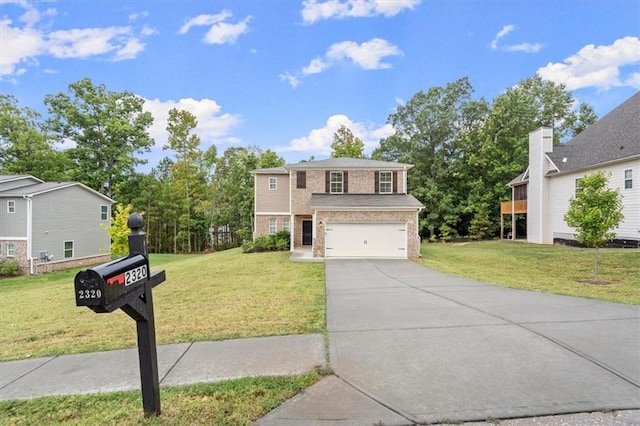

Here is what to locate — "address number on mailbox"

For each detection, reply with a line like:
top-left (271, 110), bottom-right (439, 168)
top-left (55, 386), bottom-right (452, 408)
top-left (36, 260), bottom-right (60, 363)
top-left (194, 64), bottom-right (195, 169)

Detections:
top-left (107, 265), bottom-right (148, 287)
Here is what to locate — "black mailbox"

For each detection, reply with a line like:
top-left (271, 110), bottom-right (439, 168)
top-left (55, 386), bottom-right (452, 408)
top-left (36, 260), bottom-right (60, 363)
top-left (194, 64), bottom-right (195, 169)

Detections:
top-left (75, 254), bottom-right (149, 312)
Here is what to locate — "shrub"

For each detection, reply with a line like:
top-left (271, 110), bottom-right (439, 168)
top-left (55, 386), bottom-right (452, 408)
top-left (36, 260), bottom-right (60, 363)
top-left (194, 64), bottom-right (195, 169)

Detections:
top-left (0, 259), bottom-right (20, 276)
top-left (243, 231), bottom-right (290, 253)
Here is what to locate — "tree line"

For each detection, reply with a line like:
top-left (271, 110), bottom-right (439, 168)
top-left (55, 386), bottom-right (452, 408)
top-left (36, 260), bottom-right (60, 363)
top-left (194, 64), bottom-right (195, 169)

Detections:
top-left (1, 75), bottom-right (597, 251)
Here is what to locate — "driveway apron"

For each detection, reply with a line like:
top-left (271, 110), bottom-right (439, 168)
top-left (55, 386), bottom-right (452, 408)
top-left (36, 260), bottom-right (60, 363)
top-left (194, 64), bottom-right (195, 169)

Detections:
top-left (326, 259), bottom-right (640, 424)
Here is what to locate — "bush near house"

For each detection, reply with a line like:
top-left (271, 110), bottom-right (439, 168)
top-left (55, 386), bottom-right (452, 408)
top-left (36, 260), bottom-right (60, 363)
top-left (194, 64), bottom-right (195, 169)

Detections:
top-left (0, 259), bottom-right (20, 277)
top-left (242, 231), bottom-right (291, 253)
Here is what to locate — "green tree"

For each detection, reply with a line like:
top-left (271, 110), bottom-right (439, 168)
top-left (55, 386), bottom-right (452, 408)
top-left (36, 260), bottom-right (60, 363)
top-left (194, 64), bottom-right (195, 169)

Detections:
top-left (564, 171), bottom-right (624, 283)
top-left (163, 109), bottom-right (208, 253)
top-left (44, 78), bottom-right (154, 197)
top-left (102, 203), bottom-right (134, 257)
top-left (331, 125), bottom-right (365, 158)
top-left (373, 77), bottom-right (475, 240)
top-left (0, 95), bottom-right (71, 180)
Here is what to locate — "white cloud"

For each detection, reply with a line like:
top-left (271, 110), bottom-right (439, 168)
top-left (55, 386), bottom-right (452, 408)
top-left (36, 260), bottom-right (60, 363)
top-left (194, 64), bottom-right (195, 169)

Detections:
top-left (491, 24), bottom-right (514, 50)
top-left (327, 38), bottom-right (402, 69)
top-left (504, 42), bottom-right (543, 53)
top-left (0, 3), bottom-right (153, 78)
top-left (179, 10), bottom-right (250, 45)
top-left (302, 57), bottom-right (329, 74)
top-left (491, 24), bottom-right (541, 53)
top-left (302, 0), bottom-right (421, 24)
top-left (276, 114), bottom-right (394, 155)
top-left (284, 38), bottom-right (401, 87)
top-left (279, 72), bottom-right (301, 88)
top-left (537, 36), bottom-right (640, 90)
top-left (143, 97), bottom-right (242, 151)
top-left (0, 18), bottom-right (43, 75)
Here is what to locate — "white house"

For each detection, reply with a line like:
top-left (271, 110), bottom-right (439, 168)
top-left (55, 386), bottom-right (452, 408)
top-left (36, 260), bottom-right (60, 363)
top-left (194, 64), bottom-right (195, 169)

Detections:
top-left (503, 92), bottom-right (640, 247)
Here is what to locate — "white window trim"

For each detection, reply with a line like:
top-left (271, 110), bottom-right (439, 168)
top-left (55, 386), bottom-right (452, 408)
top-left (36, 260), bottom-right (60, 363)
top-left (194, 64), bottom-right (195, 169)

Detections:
top-left (379, 171), bottom-right (393, 194)
top-left (7, 243), bottom-right (15, 257)
top-left (7, 200), bottom-right (16, 214)
top-left (100, 205), bottom-right (109, 221)
top-left (330, 171), bottom-right (344, 194)
top-left (268, 177), bottom-right (277, 190)
top-left (64, 240), bottom-right (74, 259)
top-left (268, 218), bottom-right (277, 235)
top-left (624, 169), bottom-right (633, 189)
top-left (283, 218), bottom-right (290, 232)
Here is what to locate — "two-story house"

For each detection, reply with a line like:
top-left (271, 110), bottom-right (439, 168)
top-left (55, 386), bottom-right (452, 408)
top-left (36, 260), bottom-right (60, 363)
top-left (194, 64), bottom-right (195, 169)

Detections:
top-left (501, 91), bottom-right (640, 247)
top-left (252, 158), bottom-right (424, 259)
top-left (0, 175), bottom-right (113, 274)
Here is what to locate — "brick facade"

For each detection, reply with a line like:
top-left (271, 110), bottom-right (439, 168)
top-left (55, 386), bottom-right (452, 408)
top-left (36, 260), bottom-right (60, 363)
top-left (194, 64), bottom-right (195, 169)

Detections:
top-left (313, 210), bottom-right (420, 259)
top-left (255, 215), bottom-right (291, 238)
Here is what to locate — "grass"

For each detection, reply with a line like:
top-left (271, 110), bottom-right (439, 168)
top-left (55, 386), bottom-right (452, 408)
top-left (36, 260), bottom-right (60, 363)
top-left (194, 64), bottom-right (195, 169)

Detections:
top-left (419, 240), bottom-right (640, 305)
top-left (0, 371), bottom-right (324, 425)
top-left (0, 249), bottom-right (326, 361)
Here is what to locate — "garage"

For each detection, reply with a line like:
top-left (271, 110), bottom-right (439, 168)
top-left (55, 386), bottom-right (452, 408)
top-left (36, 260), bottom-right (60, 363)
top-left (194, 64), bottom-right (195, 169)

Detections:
top-left (324, 223), bottom-right (407, 258)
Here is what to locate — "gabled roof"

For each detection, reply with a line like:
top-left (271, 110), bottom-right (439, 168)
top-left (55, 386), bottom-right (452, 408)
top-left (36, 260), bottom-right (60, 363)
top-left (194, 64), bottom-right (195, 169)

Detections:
top-left (310, 193), bottom-right (424, 209)
top-left (250, 167), bottom-right (288, 175)
top-left (547, 91), bottom-right (640, 173)
top-left (0, 175), bottom-right (44, 184)
top-left (0, 176), bottom-right (114, 203)
top-left (285, 157), bottom-right (413, 170)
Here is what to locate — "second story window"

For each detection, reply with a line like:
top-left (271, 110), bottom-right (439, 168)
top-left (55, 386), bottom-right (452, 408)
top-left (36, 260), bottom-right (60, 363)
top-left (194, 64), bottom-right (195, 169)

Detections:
top-left (269, 177), bottom-right (277, 190)
top-left (101, 205), bottom-right (109, 221)
top-left (7, 200), bottom-right (16, 213)
top-left (330, 171), bottom-right (343, 194)
top-left (297, 171), bottom-right (306, 189)
top-left (379, 171), bottom-right (393, 194)
top-left (625, 169), bottom-right (633, 189)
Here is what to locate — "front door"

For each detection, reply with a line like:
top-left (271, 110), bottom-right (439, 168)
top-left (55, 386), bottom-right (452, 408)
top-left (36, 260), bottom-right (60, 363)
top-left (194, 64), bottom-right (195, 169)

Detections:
top-left (302, 220), bottom-right (312, 246)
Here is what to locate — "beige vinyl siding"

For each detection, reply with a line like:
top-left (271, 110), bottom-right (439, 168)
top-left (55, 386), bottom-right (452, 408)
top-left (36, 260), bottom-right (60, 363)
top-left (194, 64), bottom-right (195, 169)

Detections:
top-left (255, 174), bottom-right (289, 213)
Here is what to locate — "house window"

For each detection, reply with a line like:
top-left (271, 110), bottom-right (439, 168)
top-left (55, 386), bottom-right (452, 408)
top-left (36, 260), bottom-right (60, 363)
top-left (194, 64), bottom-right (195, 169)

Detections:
top-left (379, 171), bottom-right (393, 194)
top-left (283, 218), bottom-right (290, 232)
top-left (625, 169), bottom-right (633, 189)
top-left (100, 205), bottom-right (109, 221)
top-left (330, 171), bottom-right (343, 194)
top-left (268, 177), bottom-right (277, 190)
top-left (6, 243), bottom-right (15, 257)
top-left (297, 171), bottom-right (306, 189)
top-left (64, 241), bottom-right (74, 259)
top-left (268, 219), bottom-right (277, 234)
top-left (7, 200), bottom-right (15, 213)
top-left (575, 178), bottom-right (583, 196)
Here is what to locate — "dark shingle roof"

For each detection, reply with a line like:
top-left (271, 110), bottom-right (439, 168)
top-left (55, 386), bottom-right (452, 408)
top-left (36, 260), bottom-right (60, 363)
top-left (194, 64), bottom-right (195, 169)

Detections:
top-left (547, 91), bottom-right (640, 173)
top-left (286, 157), bottom-right (413, 170)
top-left (310, 193), bottom-right (424, 209)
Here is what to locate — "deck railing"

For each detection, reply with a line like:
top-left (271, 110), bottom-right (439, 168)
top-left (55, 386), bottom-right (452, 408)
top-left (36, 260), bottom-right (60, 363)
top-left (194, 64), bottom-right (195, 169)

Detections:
top-left (500, 200), bottom-right (527, 214)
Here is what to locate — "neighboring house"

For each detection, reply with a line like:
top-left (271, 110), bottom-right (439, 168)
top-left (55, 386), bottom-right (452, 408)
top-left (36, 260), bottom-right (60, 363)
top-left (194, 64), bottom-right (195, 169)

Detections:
top-left (0, 175), bottom-right (113, 274)
top-left (252, 158), bottom-right (424, 259)
top-left (502, 92), bottom-right (640, 247)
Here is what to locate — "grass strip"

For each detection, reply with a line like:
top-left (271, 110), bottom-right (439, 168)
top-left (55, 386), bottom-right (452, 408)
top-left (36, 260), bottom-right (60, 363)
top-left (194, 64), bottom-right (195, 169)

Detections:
top-left (419, 240), bottom-right (640, 305)
top-left (0, 372), bottom-right (324, 426)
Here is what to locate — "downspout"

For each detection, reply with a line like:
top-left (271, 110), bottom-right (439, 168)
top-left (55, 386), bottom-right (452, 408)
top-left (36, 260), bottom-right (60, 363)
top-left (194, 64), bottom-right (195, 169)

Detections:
top-left (23, 195), bottom-right (33, 274)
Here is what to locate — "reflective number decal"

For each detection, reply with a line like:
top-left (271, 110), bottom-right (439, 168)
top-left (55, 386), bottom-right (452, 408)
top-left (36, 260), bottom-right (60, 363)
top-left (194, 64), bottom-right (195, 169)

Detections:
top-left (125, 265), bottom-right (147, 286)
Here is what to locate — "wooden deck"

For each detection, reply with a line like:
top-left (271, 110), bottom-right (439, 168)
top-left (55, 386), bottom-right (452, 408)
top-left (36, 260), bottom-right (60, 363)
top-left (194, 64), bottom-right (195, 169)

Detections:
top-left (500, 200), bottom-right (527, 214)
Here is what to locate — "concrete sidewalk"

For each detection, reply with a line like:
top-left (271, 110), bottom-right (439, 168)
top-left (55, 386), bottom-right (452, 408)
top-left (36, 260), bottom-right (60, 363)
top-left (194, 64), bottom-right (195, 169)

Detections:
top-left (0, 334), bottom-right (326, 401)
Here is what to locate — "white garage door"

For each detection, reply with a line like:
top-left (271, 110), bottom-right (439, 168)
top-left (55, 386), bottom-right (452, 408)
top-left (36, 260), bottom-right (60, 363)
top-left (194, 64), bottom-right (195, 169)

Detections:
top-left (325, 223), bottom-right (407, 258)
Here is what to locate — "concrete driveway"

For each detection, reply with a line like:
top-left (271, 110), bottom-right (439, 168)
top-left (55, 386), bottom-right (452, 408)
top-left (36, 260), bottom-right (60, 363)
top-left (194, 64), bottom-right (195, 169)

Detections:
top-left (260, 259), bottom-right (640, 425)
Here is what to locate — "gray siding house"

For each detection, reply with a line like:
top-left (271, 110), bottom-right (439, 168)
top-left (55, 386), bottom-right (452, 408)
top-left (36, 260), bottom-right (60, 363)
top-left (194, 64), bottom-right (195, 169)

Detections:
top-left (0, 175), bottom-right (113, 274)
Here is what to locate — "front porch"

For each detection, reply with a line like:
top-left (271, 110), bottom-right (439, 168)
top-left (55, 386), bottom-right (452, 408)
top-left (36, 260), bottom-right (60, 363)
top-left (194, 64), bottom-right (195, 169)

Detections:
top-left (289, 246), bottom-right (324, 263)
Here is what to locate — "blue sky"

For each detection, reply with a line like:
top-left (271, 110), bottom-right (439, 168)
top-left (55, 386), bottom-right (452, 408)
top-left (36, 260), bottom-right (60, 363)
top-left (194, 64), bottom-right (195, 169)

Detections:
top-left (2, 0), bottom-right (639, 171)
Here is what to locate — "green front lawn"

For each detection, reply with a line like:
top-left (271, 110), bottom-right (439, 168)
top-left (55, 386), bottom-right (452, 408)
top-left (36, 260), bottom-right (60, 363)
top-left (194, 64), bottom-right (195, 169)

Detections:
top-left (419, 240), bottom-right (640, 304)
top-left (0, 249), bottom-right (326, 362)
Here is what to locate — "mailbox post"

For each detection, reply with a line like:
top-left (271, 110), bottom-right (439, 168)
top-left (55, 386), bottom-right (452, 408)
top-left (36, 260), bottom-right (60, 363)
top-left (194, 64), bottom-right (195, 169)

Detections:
top-left (74, 213), bottom-right (166, 416)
